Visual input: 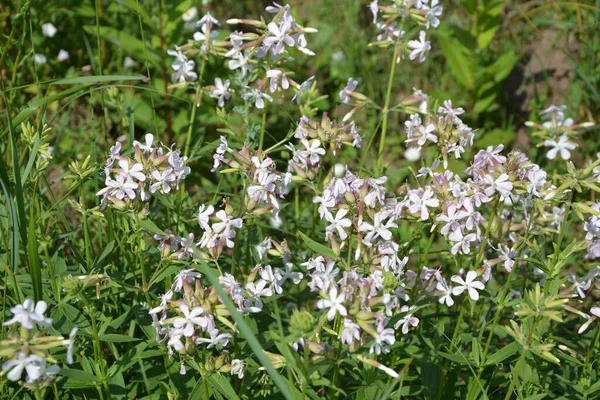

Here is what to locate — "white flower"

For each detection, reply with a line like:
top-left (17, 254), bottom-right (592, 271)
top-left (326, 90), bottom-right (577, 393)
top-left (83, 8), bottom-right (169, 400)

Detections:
top-left (326, 209), bottom-right (352, 240)
top-left (98, 175), bottom-right (138, 200)
top-left (416, 124), bottom-right (437, 146)
top-left (313, 192), bottom-right (335, 220)
top-left (275, 263), bottom-right (303, 285)
top-left (339, 78), bottom-right (359, 104)
top-left (266, 69), bottom-right (290, 93)
top-left (173, 305), bottom-right (209, 337)
top-left (527, 168), bottom-right (547, 197)
top-left (210, 78), bottom-right (231, 107)
top-left (301, 138), bottom-right (326, 165)
top-left (359, 211), bottom-right (397, 245)
top-left (485, 173), bottom-right (513, 198)
top-left (167, 48), bottom-right (197, 83)
top-left (193, 24), bottom-right (218, 43)
top-left (451, 271), bottom-right (485, 301)
top-left (407, 31), bottom-right (431, 63)
top-left (370, 327), bottom-right (395, 355)
top-left (133, 133), bottom-right (154, 152)
top-left (198, 204), bottom-right (214, 231)
top-left (41, 23), bottom-right (57, 37)
top-left (119, 159), bottom-right (146, 182)
top-left (173, 269), bottom-right (201, 292)
top-left (212, 210), bottom-right (243, 239)
top-left (228, 51), bottom-right (251, 78)
top-left (196, 328), bottom-right (232, 348)
top-left (394, 306), bottom-right (419, 334)
top-left (408, 188), bottom-right (439, 220)
top-left (197, 12), bottom-right (220, 28)
top-left (3, 299), bottom-right (52, 330)
top-left (544, 134), bottom-right (576, 160)
top-left (57, 49), bottom-right (69, 62)
top-left (341, 319), bottom-right (360, 345)
top-left (448, 228), bottom-right (478, 255)
top-left (292, 76), bottom-right (315, 104)
top-left (150, 168), bottom-right (176, 193)
top-left (436, 278), bottom-right (454, 307)
top-left (2, 353), bottom-right (42, 382)
top-left (34, 54), bottom-right (47, 65)
top-left (66, 327), bottom-right (78, 364)
top-left (123, 57), bottom-right (136, 69)
top-left (231, 359), bottom-right (245, 379)
top-left (243, 280), bottom-right (273, 312)
top-left (404, 147), bottom-right (421, 161)
top-left (438, 100), bottom-right (464, 123)
top-left (317, 286), bottom-right (347, 321)
top-left (182, 6), bottom-right (198, 22)
top-left (263, 20), bottom-right (294, 55)
top-left (242, 87), bottom-right (273, 109)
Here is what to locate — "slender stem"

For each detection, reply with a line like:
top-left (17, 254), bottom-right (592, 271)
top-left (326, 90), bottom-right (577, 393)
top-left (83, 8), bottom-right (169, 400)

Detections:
top-left (80, 187), bottom-right (93, 272)
top-left (184, 84), bottom-right (203, 159)
top-left (230, 180), bottom-right (248, 276)
top-left (376, 38), bottom-right (401, 175)
top-left (474, 197), bottom-right (500, 269)
top-left (503, 319), bottom-right (538, 400)
top-left (259, 104), bottom-right (268, 151)
top-left (585, 322), bottom-right (600, 367)
top-left (466, 208), bottom-right (539, 400)
top-left (449, 301), bottom-right (466, 349)
top-left (439, 300), bottom-right (466, 398)
top-left (545, 190), bottom-right (574, 296)
top-left (480, 207), bottom-right (537, 366)
top-left (409, 228), bottom-right (435, 301)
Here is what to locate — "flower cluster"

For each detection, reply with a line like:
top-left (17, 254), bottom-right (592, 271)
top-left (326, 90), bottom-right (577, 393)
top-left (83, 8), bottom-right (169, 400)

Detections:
top-left (404, 99), bottom-right (475, 166)
top-left (1, 299), bottom-right (77, 385)
top-left (96, 134), bottom-right (190, 210)
top-left (211, 137), bottom-right (291, 221)
top-left (526, 105), bottom-right (593, 161)
top-left (286, 113), bottom-right (361, 179)
top-left (149, 269), bottom-right (244, 377)
top-left (369, 0), bottom-right (443, 63)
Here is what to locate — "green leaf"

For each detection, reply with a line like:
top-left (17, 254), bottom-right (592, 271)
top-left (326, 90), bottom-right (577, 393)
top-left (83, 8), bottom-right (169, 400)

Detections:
top-left (108, 342), bottom-right (149, 376)
top-left (91, 240), bottom-right (115, 270)
top-left (149, 264), bottom-right (182, 286)
top-left (27, 204), bottom-right (43, 302)
top-left (297, 230), bottom-right (338, 259)
top-left (475, 128), bottom-right (516, 149)
top-left (60, 368), bottom-right (101, 383)
top-left (27, 85), bottom-right (89, 108)
top-left (436, 34), bottom-right (475, 89)
top-left (484, 341), bottom-right (519, 366)
top-left (138, 218), bottom-right (168, 236)
top-left (82, 25), bottom-right (160, 66)
top-left (208, 374), bottom-right (240, 400)
top-left (51, 75), bottom-right (145, 85)
top-left (99, 333), bottom-right (140, 343)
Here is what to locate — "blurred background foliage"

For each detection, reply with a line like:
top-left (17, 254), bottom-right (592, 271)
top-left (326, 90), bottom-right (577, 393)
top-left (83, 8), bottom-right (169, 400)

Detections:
top-left (1, 0), bottom-right (599, 188)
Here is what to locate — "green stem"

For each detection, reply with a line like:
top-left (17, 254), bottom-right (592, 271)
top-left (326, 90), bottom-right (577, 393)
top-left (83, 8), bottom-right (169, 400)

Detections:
top-left (376, 39), bottom-right (401, 175)
top-left (479, 207), bottom-right (537, 367)
top-left (474, 197), bottom-right (500, 269)
top-left (230, 180), bottom-right (248, 276)
top-left (259, 102), bottom-right (268, 150)
top-left (585, 322), bottom-right (600, 367)
top-left (545, 190), bottom-right (574, 296)
top-left (439, 300), bottom-right (466, 398)
top-left (81, 188), bottom-right (93, 272)
top-left (503, 319), bottom-right (538, 400)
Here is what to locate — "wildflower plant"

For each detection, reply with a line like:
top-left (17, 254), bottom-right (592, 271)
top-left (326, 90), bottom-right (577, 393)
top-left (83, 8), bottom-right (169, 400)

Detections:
top-left (2, 1), bottom-right (600, 399)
